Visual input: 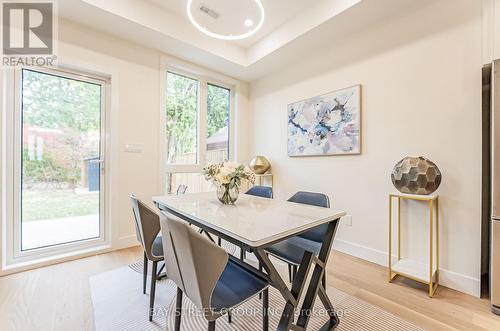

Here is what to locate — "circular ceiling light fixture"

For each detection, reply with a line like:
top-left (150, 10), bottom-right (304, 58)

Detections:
top-left (187, 0), bottom-right (265, 41)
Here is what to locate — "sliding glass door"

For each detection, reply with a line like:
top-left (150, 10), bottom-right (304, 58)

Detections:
top-left (15, 68), bottom-right (106, 252)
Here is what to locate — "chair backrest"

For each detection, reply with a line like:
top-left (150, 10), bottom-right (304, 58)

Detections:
top-left (130, 195), bottom-right (161, 260)
top-left (176, 184), bottom-right (188, 195)
top-left (245, 185), bottom-right (273, 199)
top-left (287, 191), bottom-right (330, 242)
top-left (159, 211), bottom-right (228, 316)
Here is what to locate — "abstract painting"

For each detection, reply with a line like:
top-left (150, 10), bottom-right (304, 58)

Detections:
top-left (287, 85), bottom-right (361, 156)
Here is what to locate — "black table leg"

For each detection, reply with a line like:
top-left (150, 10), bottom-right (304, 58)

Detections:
top-left (295, 220), bottom-right (339, 330)
top-left (240, 246), bottom-right (246, 261)
top-left (317, 284), bottom-right (340, 329)
top-left (262, 288), bottom-right (269, 331)
top-left (254, 248), bottom-right (297, 306)
top-left (276, 251), bottom-right (314, 331)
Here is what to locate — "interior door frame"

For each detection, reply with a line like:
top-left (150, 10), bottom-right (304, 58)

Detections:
top-left (8, 66), bottom-right (109, 262)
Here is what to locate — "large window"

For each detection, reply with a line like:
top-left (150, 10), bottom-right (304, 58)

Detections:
top-left (164, 71), bottom-right (232, 194)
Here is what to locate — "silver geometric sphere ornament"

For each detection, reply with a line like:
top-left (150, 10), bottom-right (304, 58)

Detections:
top-left (391, 156), bottom-right (442, 195)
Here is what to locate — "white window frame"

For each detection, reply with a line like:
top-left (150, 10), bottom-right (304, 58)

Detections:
top-left (160, 57), bottom-right (236, 193)
top-left (4, 66), bottom-right (110, 264)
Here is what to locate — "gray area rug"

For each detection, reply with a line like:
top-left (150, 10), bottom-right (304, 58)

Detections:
top-left (90, 258), bottom-right (425, 331)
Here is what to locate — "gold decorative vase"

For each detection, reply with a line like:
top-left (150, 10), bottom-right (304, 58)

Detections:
top-left (249, 156), bottom-right (271, 174)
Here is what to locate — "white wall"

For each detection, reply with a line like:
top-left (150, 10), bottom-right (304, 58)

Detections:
top-left (249, 0), bottom-right (482, 296)
top-left (497, 0), bottom-right (500, 59)
top-left (56, 19), bottom-right (162, 250)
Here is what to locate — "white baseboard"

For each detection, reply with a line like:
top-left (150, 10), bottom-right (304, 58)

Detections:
top-left (332, 238), bottom-right (480, 297)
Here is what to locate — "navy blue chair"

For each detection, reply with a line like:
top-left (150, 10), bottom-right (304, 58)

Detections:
top-left (245, 186), bottom-right (273, 199)
top-left (159, 211), bottom-right (269, 331)
top-left (264, 191), bottom-right (330, 286)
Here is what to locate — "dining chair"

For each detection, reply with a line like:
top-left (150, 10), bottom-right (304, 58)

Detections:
top-left (246, 185), bottom-right (273, 199)
top-left (176, 184), bottom-right (188, 195)
top-left (130, 195), bottom-right (164, 321)
top-left (264, 191), bottom-right (330, 286)
top-left (159, 211), bottom-right (270, 331)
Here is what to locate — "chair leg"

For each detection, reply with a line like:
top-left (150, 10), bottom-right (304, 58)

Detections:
top-left (143, 252), bottom-right (148, 294)
top-left (149, 261), bottom-right (158, 321)
top-left (288, 264), bottom-right (292, 283)
top-left (175, 287), bottom-right (183, 331)
top-left (259, 262), bottom-right (263, 299)
top-left (262, 289), bottom-right (269, 331)
top-left (292, 265), bottom-right (297, 283)
top-left (218, 237), bottom-right (222, 246)
top-left (322, 273), bottom-right (326, 289)
top-left (208, 320), bottom-right (216, 331)
top-left (227, 311), bottom-right (232, 323)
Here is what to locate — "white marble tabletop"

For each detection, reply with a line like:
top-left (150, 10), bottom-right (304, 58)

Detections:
top-left (153, 192), bottom-right (346, 247)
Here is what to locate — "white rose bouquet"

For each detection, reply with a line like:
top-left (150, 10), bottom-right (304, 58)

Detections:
top-left (202, 161), bottom-right (255, 204)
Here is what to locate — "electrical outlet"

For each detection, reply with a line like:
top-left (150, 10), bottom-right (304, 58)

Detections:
top-left (343, 215), bottom-right (352, 226)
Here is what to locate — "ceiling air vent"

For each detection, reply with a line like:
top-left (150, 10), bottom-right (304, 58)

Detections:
top-left (199, 5), bottom-right (219, 19)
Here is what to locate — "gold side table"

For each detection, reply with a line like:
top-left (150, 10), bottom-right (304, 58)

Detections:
top-left (254, 173), bottom-right (274, 188)
top-left (388, 193), bottom-right (439, 297)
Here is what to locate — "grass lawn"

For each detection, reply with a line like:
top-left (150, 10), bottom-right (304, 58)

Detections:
top-left (22, 190), bottom-right (99, 221)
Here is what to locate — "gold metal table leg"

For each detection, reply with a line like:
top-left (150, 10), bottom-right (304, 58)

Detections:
top-left (388, 195), bottom-right (392, 282)
top-left (397, 197), bottom-right (401, 261)
top-left (436, 198), bottom-right (440, 286)
top-left (429, 199), bottom-right (434, 297)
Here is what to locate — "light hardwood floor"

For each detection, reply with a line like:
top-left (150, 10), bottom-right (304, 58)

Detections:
top-left (0, 247), bottom-right (499, 331)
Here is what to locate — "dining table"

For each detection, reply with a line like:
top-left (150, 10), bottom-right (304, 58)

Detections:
top-left (153, 192), bottom-right (346, 331)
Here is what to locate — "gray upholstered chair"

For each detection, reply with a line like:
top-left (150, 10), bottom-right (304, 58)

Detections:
top-left (159, 211), bottom-right (270, 331)
top-left (130, 195), bottom-right (164, 321)
top-left (264, 191), bottom-right (331, 286)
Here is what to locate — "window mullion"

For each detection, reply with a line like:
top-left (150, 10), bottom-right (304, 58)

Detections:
top-left (199, 78), bottom-right (208, 166)
top-left (228, 88), bottom-right (235, 161)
